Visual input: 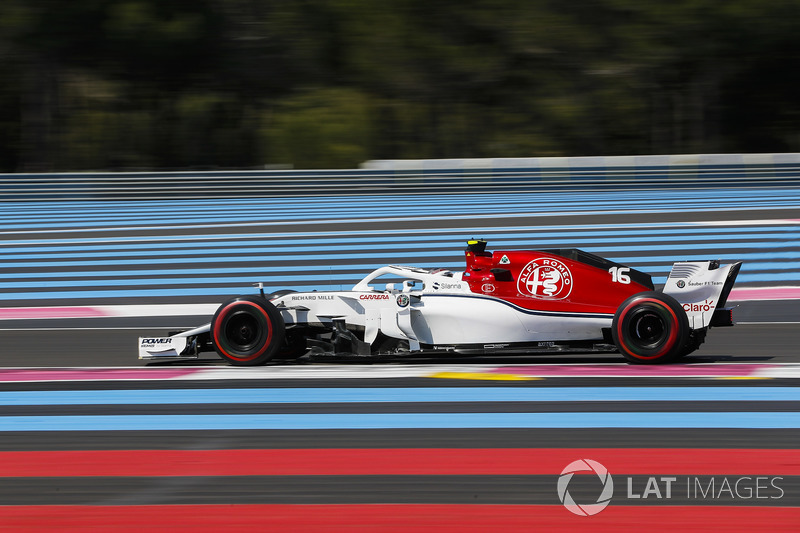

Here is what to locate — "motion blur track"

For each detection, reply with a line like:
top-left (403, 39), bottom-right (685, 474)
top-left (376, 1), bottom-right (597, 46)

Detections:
top-left (0, 174), bottom-right (799, 530)
top-left (1, 180), bottom-right (799, 364)
top-left (0, 186), bottom-right (799, 305)
top-left (0, 371), bottom-right (799, 530)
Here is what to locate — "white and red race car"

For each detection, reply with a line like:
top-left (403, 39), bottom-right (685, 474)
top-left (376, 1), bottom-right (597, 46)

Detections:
top-left (139, 240), bottom-right (741, 365)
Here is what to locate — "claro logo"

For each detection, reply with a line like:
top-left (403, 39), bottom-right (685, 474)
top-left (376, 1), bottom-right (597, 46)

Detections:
top-left (683, 300), bottom-right (714, 312)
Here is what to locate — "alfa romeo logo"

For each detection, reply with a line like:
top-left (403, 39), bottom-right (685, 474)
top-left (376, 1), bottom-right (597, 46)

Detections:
top-left (518, 258), bottom-right (573, 299)
top-left (557, 459), bottom-right (614, 516)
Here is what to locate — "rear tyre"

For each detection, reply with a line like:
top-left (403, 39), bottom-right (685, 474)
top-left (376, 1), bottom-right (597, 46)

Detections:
top-left (211, 296), bottom-right (285, 366)
top-left (612, 291), bottom-right (689, 364)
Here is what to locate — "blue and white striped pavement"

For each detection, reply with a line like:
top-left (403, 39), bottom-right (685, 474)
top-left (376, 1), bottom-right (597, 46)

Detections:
top-left (4, 412), bottom-right (800, 431)
top-left (1, 386), bottom-right (799, 405)
top-left (1, 381), bottom-right (800, 431)
top-left (0, 186), bottom-right (798, 305)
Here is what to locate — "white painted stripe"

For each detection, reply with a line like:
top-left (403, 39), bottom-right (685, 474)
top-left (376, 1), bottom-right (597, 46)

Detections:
top-left (162, 362), bottom-right (800, 381)
top-left (97, 304), bottom-right (219, 317)
top-left (0, 328), bottom-right (196, 331)
top-left (756, 366), bottom-right (800, 379)
top-left (170, 365), bottom-right (496, 381)
top-left (2, 363), bottom-right (800, 382)
top-left (0, 303), bottom-right (219, 320)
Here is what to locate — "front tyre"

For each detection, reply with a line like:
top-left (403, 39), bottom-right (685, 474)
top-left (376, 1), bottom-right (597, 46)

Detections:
top-left (612, 291), bottom-right (689, 364)
top-left (211, 296), bottom-right (285, 366)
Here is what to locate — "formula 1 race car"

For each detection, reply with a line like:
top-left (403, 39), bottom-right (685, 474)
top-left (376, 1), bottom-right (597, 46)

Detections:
top-left (139, 240), bottom-right (742, 365)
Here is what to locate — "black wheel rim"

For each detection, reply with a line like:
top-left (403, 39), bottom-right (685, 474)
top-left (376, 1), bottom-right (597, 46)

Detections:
top-left (224, 310), bottom-right (262, 352)
top-left (628, 309), bottom-right (667, 349)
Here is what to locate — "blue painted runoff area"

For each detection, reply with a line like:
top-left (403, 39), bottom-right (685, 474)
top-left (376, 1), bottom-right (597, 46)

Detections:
top-left (2, 188), bottom-right (800, 230)
top-left (0, 387), bottom-right (798, 406)
top-left (1, 411), bottom-right (799, 431)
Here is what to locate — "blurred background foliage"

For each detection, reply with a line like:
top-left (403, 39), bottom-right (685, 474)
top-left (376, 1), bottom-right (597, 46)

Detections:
top-left (0, 0), bottom-right (799, 171)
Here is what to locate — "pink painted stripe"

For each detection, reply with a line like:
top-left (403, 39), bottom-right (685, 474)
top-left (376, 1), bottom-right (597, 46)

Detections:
top-left (728, 287), bottom-right (800, 301)
top-left (0, 306), bottom-right (108, 319)
top-left (0, 368), bottom-right (200, 382)
top-left (491, 363), bottom-right (773, 378)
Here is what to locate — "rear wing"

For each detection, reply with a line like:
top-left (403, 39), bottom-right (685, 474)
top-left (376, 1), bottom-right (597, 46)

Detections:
top-left (662, 261), bottom-right (742, 329)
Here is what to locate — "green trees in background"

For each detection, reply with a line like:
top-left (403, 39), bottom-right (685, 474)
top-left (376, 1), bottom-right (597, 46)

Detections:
top-left (0, 0), bottom-right (798, 171)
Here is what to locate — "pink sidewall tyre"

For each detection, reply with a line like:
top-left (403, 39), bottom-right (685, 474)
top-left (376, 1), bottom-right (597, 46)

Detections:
top-left (211, 296), bottom-right (285, 366)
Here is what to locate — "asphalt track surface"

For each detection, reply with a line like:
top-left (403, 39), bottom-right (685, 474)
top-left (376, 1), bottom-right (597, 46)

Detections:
top-left (1, 189), bottom-right (798, 530)
top-left (0, 320), bottom-right (797, 367)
